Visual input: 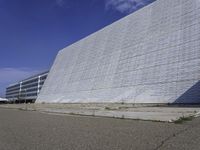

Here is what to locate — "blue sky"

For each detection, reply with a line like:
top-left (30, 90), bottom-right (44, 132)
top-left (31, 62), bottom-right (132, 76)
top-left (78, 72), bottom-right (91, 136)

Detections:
top-left (0, 0), bottom-right (155, 97)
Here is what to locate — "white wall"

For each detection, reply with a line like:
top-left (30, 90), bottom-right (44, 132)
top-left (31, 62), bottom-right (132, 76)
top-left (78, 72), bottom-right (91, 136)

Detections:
top-left (37, 0), bottom-right (200, 103)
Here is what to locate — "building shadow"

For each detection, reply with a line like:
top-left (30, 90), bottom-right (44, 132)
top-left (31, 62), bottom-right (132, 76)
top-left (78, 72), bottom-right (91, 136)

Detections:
top-left (174, 80), bottom-right (200, 104)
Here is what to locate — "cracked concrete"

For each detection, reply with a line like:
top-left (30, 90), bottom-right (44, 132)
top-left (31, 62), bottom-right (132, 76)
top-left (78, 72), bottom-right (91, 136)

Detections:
top-left (0, 107), bottom-right (200, 150)
top-left (0, 104), bottom-right (200, 122)
top-left (154, 126), bottom-right (190, 150)
top-left (158, 119), bottom-right (200, 150)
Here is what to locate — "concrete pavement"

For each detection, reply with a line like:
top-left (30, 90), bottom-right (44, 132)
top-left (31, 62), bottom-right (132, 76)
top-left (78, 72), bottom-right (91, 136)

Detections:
top-left (0, 104), bottom-right (200, 122)
top-left (0, 108), bottom-right (200, 150)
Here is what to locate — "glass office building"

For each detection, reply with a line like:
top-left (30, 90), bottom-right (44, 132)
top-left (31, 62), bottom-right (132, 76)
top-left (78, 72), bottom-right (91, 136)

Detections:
top-left (6, 71), bottom-right (48, 103)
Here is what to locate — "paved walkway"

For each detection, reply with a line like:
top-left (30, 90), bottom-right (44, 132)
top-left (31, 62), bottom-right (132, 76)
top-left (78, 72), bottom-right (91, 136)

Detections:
top-left (0, 104), bottom-right (200, 122)
top-left (0, 108), bottom-right (200, 150)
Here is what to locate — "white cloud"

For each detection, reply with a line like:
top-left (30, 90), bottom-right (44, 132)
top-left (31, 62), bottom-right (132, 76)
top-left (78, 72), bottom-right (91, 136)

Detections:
top-left (0, 68), bottom-right (41, 97)
top-left (105, 0), bottom-right (151, 13)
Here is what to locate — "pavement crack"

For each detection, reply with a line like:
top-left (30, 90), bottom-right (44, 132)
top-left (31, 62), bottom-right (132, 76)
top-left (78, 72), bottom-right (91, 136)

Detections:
top-left (154, 125), bottom-right (192, 150)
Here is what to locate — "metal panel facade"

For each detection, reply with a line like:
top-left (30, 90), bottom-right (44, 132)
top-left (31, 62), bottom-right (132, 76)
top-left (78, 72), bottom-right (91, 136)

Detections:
top-left (37, 0), bottom-right (200, 104)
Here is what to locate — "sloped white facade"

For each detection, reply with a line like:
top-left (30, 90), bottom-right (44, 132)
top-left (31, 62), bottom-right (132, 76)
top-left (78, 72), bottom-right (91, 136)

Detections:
top-left (37, 0), bottom-right (200, 104)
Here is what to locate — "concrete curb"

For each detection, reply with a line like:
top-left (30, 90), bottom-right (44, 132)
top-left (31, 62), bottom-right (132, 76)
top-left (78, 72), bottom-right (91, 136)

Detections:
top-left (0, 104), bottom-right (200, 122)
top-left (25, 107), bottom-right (199, 122)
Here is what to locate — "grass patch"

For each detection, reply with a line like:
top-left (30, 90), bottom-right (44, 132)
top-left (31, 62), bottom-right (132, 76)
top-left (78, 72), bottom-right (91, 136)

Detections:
top-left (174, 116), bottom-right (194, 124)
top-left (105, 106), bottom-right (111, 110)
top-left (105, 107), bottom-right (118, 110)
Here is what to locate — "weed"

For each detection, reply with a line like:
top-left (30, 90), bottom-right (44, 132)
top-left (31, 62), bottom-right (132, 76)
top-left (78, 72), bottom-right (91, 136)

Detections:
top-left (105, 107), bottom-right (111, 110)
top-left (174, 116), bottom-right (194, 124)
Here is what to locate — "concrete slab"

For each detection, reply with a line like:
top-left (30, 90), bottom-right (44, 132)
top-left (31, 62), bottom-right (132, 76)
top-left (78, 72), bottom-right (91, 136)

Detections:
top-left (0, 104), bottom-right (200, 122)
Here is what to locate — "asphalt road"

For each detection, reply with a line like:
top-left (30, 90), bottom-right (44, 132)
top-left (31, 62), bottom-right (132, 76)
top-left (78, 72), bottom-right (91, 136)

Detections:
top-left (0, 108), bottom-right (200, 150)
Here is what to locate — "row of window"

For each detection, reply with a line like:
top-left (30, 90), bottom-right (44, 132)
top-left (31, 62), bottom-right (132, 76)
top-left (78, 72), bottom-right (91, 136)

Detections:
top-left (20, 93), bottom-right (38, 97)
top-left (22, 78), bottom-right (38, 86)
top-left (6, 91), bottom-right (20, 95)
top-left (6, 84), bottom-right (20, 91)
top-left (6, 90), bottom-right (40, 99)
top-left (40, 75), bottom-right (47, 80)
top-left (7, 79), bottom-right (45, 93)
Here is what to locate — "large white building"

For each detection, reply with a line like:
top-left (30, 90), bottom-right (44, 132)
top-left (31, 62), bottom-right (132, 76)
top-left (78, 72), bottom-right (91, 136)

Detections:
top-left (37, 0), bottom-right (200, 104)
